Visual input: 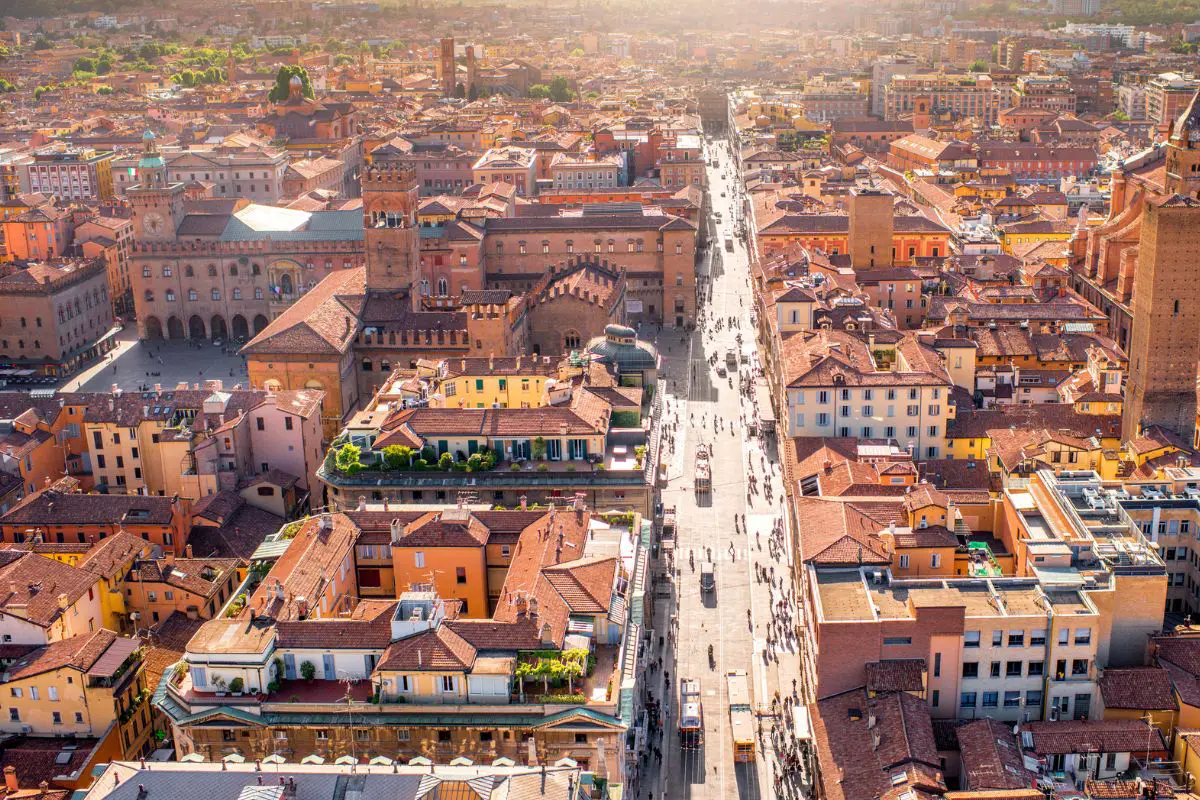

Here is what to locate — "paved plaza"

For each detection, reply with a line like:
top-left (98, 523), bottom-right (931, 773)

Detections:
top-left (62, 326), bottom-right (253, 393)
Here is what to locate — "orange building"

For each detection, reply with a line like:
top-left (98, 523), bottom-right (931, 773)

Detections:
top-left (757, 213), bottom-right (951, 264)
top-left (0, 479), bottom-right (191, 554)
top-left (384, 510), bottom-right (490, 618)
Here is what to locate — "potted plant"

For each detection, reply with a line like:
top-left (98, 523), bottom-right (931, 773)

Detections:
top-left (300, 661), bottom-right (316, 682)
top-left (213, 676), bottom-right (228, 696)
top-left (229, 677), bottom-right (245, 695)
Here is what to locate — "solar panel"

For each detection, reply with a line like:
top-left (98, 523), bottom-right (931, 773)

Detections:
top-left (55, 752), bottom-right (73, 765)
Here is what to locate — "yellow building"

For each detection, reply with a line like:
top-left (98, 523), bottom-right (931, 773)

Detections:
top-left (0, 629), bottom-right (153, 758)
top-left (997, 221), bottom-right (1072, 254)
top-left (430, 356), bottom-right (559, 409)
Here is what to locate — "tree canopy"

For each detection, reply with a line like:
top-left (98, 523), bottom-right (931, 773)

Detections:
top-left (267, 65), bottom-right (314, 103)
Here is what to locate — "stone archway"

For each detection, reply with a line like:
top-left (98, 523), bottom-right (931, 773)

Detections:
top-left (167, 316), bottom-right (186, 339)
top-left (231, 315), bottom-right (249, 340)
top-left (188, 315), bottom-right (206, 340)
top-left (253, 314), bottom-right (269, 335)
top-left (143, 316), bottom-right (164, 340)
top-left (210, 314), bottom-right (228, 341)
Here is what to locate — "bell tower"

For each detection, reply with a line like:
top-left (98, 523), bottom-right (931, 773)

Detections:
top-left (127, 130), bottom-right (184, 242)
top-left (1166, 89), bottom-right (1200, 198)
top-left (362, 150), bottom-right (421, 298)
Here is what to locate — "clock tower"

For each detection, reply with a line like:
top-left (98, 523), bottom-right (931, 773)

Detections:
top-left (127, 130), bottom-right (184, 242)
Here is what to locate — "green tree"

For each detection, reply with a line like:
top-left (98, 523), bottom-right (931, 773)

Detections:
top-left (334, 443), bottom-right (364, 475)
top-left (968, 59), bottom-right (989, 72)
top-left (531, 436), bottom-right (547, 460)
top-left (0, 79), bottom-right (15, 93)
top-left (528, 83), bottom-right (551, 99)
top-left (547, 76), bottom-right (576, 102)
top-left (73, 56), bottom-right (97, 73)
top-left (453, 82), bottom-right (466, 98)
top-left (438, 452), bottom-right (454, 470)
top-left (267, 64), bottom-right (314, 103)
top-left (468, 83), bottom-right (479, 101)
top-left (381, 445), bottom-right (413, 470)
top-left (1108, 109), bottom-right (1131, 122)
top-left (33, 36), bottom-right (52, 50)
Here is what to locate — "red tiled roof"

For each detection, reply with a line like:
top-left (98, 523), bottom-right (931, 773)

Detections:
top-left (1022, 719), bottom-right (1166, 756)
top-left (376, 625), bottom-right (477, 671)
top-left (1098, 667), bottom-right (1179, 711)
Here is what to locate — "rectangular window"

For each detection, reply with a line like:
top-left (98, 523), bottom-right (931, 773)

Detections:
top-left (964, 631), bottom-right (980, 648)
top-left (882, 636), bottom-right (912, 646)
top-left (1003, 691), bottom-right (1022, 707)
top-left (899, 554), bottom-right (910, 568)
top-left (961, 662), bottom-right (978, 678)
top-left (414, 552), bottom-right (425, 568)
top-left (960, 692), bottom-right (976, 708)
top-left (1006, 661), bottom-right (1022, 677)
top-left (1074, 628), bottom-right (1091, 645)
top-left (933, 652), bottom-right (941, 678)
top-left (982, 691), bottom-right (998, 708)
top-left (992, 630), bottom-right (1003, 646)
top-left (1008, 631), bottom-right (1024, 647)
top-left (1031, 629), bottom-right (1046, 646)
top-left (1028, 661), bottom-right (1044, 677)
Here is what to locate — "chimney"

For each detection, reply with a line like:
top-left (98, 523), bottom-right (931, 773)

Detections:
top-left (185, 544), bottom-right (193, 558)
top-left (823, 459), bottom-right (833, 474)
top-left (357, 495), bottom-right (367, 512)
top-left (4, 766), bottom-right (17, 794)
top-left (520, 495), bottom-right (528, 511)
top-left (57, 593), bottom-right (69, 610)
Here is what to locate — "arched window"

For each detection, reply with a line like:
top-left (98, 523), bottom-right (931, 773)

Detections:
top-left (19, 317), bottom-right (25, 328)
top-left (165, 290), bottom-right (176, 302)
top-left (361, 358), bottom-right (373, 371)
top-left (208, 265), bottom-right (217, 277)
top-left (185, 265), bottom-right (194, 277)
top-left (251, 264), bottom-right (261, 276)
top-left (564, 331), bottom-right (581, 349)
top-left (144, 290), bottom-right (154, 302)
top-left (437, 277), bottom-right (449, 295)
top-left (233, 288), bottom-right (242, 300)
top-left (188, 289), bottom-right (198, 302)
top-left (229, 265), bottom-right (238, 276)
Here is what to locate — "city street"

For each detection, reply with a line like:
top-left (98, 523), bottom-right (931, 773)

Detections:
top-left (638, 142), bottom-right (807, 800)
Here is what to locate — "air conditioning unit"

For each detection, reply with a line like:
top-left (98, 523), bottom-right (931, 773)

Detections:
top-left (19, 724), bottom-right (31, 734)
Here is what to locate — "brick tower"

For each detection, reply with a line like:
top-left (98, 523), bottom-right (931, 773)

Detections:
top-left (1122, 193), bottom-right (1200, 443)
top-left (362, 149), bottom-right (421, 298)
top-left (848, 187), bottom-right (894, 270)
top-left (440, 37), bottom-right (456, 98)
top-left (1122, 90), bottom-right (1200, 444)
